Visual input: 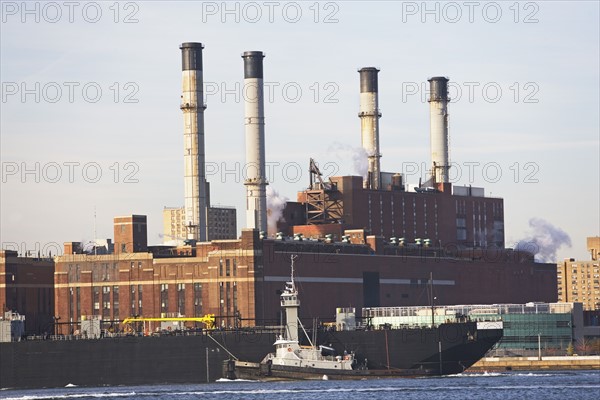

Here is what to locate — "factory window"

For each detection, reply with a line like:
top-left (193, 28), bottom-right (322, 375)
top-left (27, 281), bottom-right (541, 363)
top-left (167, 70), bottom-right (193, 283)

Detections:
top-left (194, 283), bottom-right (203, 317)
top-left (102, 263), bottom-right (110, 281)
top-left (233, 259), bottom-right (237, 277)
top-left (103, 301), bottom-right (111, 319)
top-left (69, 288), bottom-right (74, 324)
top-left (138, 285), bottom-right (143, 316)
top-left (102, 287), bottom-right (111, 318)
top-left (161, 284), bottom-right (168, 314)
top-left (113, 286), bottom-right (120, 321)
top-left (178, 283), bottom-right (185, 315)
top-left (130, 285), bottom-right (136, 316)
top-left (219, 259), bottom-right (223, 276)
top-left (226, 282), bottom-right (231, 314)
top-left (226, 259), bottom-right (231, 276)
top-left (456, 217), bottom-right (467, 241)
top-left (76, 287), bottom-right (80, 321)
top-left (219, 284), bottom-right (225, 320)
top-left (233, 283), bottom-right (238, 314)
top-left (121, 244), bottom-right (127, 253)
top-left (93, 287), bottom-right (100, 314)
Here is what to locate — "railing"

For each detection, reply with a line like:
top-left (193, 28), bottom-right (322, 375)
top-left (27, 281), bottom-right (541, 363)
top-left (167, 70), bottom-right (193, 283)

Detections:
top-left (13, 326), bottom-right (282, 343)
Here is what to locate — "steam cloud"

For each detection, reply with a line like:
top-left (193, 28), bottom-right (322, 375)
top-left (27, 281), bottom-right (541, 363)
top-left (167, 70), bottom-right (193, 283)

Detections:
top-left (327, 142), bottom-right (368, 178)
top-left (267, 186), bottom-right (288, 236)
top-left (516, 218), bottom-right (572, 262)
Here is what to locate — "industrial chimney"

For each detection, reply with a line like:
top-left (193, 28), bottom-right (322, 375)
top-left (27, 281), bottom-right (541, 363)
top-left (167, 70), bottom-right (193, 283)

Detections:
top-left (358, 67), bottom-right (382, 190)
top-left (180, 42), bottom-right (208, 242)
top-left (428, 76), bottom-right (450, 184)
top-left (242, 51), bottom-right (267, 234)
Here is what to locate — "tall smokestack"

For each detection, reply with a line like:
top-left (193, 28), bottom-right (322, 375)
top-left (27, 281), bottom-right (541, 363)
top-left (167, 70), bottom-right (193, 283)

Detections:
top-left (358, 67), bottom-right (382, 190)
top-left (180, 42), bottom-right (208, 242)
top-left (242, 51), bottom-right (267, 234)
top-left (428, 76), bottom-right (450, 184)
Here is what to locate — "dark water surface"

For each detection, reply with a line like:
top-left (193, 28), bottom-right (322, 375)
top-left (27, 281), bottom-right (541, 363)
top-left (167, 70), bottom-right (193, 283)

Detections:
top-left (2, 371), bottom-right (599, 400)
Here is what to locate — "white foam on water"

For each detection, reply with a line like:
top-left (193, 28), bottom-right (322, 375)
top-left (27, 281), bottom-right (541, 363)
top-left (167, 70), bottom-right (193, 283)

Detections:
top-left (0, 392), bottom-right (138, 400)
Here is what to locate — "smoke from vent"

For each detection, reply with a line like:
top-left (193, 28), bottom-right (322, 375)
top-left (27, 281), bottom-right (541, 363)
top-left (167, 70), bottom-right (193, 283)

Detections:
top-left (267, 186), bottom-right (288, 236)
top-left (327, 142), bottom-right (369, 178)
top-left (516, 218), bottom-right (572, 262)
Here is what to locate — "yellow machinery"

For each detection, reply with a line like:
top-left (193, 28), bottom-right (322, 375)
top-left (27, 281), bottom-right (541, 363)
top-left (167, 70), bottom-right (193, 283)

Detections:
top-left (122, 314), bottom-right (216, 333)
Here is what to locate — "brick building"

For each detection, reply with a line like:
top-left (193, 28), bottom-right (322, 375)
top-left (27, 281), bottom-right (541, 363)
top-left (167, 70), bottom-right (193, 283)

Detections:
top-left (0, 250), bottom-right (55, 333)
top-left (557, 236), bottom-right (600, 310)
top-left (53, 214), bottom-right (557, 334)
top-left (114, 215), bottom-right (148, 254)
top-left (281, 176), bottom-right (504, 249)
top-left (53, 228), bottom-right (260, 334)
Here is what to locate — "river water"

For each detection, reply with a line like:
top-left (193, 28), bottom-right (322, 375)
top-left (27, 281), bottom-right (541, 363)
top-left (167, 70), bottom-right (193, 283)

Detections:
top-left (1, 371), bottom-right (599, 400)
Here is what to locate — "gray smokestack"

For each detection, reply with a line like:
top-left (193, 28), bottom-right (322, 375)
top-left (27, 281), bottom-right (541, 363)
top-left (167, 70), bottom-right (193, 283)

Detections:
top-left (242, 51), bottom-right (267, 234)
top-left (180, 42), bottom-right (208, 242)
top-left (358, 67), bottom-right (382, 190)
top-left (428, 76), bottom-right (450, 184)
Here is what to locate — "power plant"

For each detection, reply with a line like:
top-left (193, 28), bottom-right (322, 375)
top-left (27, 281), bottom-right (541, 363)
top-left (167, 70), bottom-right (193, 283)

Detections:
top-left (1, 41), bottom-right (560, 342)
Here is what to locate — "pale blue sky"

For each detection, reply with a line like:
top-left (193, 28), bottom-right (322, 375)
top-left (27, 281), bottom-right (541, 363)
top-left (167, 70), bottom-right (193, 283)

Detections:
top-left (1, 1), bottom-right (598, 260)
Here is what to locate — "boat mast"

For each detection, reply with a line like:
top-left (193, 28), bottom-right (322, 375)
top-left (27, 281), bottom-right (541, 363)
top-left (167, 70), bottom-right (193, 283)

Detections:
top-left (430, 271), bottom-right (435, 328)
top-left (281, 255), bottom-right (300, 342)
top-left (290, 254), bottom-right (296, 290)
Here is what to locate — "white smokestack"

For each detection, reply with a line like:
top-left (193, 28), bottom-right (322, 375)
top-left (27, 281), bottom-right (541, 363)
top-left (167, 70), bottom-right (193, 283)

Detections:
top-left (428, 76), bottom-right (450, 184)
top-left (180, 42), bottom-right (208, 242)
top-left (242, 51), bottom-right (268, 234)
top-left (358, 67), bottom-right (382, 190)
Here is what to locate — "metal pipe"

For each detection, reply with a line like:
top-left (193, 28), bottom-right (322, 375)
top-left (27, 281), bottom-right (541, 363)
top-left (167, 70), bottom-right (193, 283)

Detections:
top-left (180, 42), bottom-right (208, 241)
top-left (242, 51), bottom-right (268, 233)
top-left (358, 67), bottom-right (382, 190)
top-left (428, 76), bottom-right (450, 184)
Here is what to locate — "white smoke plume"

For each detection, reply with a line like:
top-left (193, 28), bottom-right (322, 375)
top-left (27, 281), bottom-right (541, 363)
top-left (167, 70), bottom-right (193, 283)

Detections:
top-left (327, 142), bottom-right (368, 178)
top-left (516, 218), bottom-right (572, 262)
top-left (267, 186), bottom-right (289, 236)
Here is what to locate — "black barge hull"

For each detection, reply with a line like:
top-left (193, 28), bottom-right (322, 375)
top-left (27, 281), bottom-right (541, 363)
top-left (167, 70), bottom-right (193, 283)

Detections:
top-left (1, 322), bottom-right (501, 389)
top-left (320, 322), bottom-right (502, 375)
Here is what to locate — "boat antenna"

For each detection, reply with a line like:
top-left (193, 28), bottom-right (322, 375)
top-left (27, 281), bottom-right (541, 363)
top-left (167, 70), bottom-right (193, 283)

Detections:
top-left (290, 254), bottom-right (297, 289)
top-left (430, 271), bottom-right (435, 328)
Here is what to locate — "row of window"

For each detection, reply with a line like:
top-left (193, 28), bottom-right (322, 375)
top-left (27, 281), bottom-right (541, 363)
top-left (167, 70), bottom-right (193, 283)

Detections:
top-left (219, 258), bottom-right (238, 277)
top-left (68, 283), bottom-right (206, 321)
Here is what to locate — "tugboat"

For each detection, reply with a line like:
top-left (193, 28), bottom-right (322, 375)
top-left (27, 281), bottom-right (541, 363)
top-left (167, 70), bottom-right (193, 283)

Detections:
top-left (227, 256), bottom-right (441, 380)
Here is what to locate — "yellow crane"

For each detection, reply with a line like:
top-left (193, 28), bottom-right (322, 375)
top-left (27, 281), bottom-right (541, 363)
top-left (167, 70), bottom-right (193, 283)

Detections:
top-left (122, 314), bottom-right (216, 331)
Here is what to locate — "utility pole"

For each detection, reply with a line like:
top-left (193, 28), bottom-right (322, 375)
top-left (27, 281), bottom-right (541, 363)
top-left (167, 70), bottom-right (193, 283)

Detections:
top-left (206, 347), bottom-right (210, 382)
